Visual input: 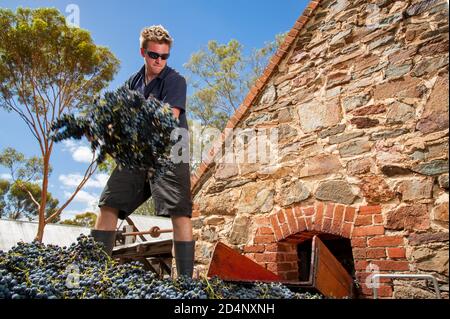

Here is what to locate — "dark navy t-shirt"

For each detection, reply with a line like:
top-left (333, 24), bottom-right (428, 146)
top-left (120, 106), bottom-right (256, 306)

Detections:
top-left (126, 65), bottom-right (189, 130)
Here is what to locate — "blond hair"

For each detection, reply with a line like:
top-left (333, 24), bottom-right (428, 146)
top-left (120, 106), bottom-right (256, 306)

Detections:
top-left (140, 25), bottom-right (173, 49)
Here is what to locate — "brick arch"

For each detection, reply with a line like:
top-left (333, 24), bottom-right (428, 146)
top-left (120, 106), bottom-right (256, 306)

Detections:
top-left (245, 201), bottom-right (410, 298)
top-left (268, 202), bottom-right (356, 241)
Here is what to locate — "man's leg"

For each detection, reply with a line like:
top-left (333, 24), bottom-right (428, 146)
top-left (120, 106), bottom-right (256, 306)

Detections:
top-left (93, 166), bottom-right (149, 256)
top-left (171, 216), bottom-right (193, 241)
top-left (95, 206), bottom-right (119, 230)
top-left (172, 216), bottom-right (195, 278)
top-left (90, 206), bottom-right (119, 256)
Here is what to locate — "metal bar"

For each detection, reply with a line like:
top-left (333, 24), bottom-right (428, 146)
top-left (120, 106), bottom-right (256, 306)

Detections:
top-left (372, 274), bottom-right (442, 299)
top-left (122, 226), bottom-right (173, 238)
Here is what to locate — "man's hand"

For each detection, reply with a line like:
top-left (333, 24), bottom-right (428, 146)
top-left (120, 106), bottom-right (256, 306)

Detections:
top-left (85, 132), bottom-right (95, 143)
top-left (172, 107), bottom-right (181, 119)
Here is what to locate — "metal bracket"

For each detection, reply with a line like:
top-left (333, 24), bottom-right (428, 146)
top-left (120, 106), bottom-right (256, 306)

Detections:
top-left (371, 274), bottom-right (442, 299)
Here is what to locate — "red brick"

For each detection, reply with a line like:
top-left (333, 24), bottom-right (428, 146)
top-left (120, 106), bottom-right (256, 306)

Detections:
top-left (243, 245), bottom-right (265, 253)
top-left (314, 202), bottom-right (324, 231)
top-left (273, 227), bottom-right (283, 241)
top-left (342, 222), bottom-right (353, 238)
top-left (368, 236), bottom-right (404, 247)
top-left (254, 235), bottom-right (276, 244)
top-left (277, 262), bottom-right (297, 272)
top-left (283, 253), bottom-right (299, 262)
top-left (359, 205), bottom-right (382, 215)
top-left (302, 206), bottom-right (315, 216)
top-left (265, 243), bottom-right (279, 252)
top-left (297, 217), bottom-right (307, 232)
top-left (366, 248), bottom-right (386, 259)
top-left (355, 215), bottom-right (373, 226)
top-left (334, 205), bottom-right (345, 222)
top-left (281, 223), bottom-right (290, 238)
top-left (270, 214), bottom-right (282, 240)
top-left (353, 248), bottom-right (367, 259)
top-left (255, 252), bottom-right (279, 263)
top-left (305, 217), bottom-right (313, 231)
top-left (373, 214), bottom-right (384, 224)
top-left (332, 206), bottom-right (345, 234)
top-left (344, 206), bottom-right (356, 222)
top-left (257, 227), bottom-right (274, 235)
top-left (270, 214), bottom-right (280, 230)
top-left (331, 220), bottom-right (343, 235)
top-left (376, 286), bottom-right (394, 298)
top-left (371, 260), bottom-right (410, 271)
top-left (277, 210), bottom-right (286, 224)
top-left (353, 225), bottom-right (385, 237)
top-left (351, 237), bottom-right (367, 247)
top-left (355, 260), bottom-right (369, 271)
top-left (293, 206), bottom-right (302, 218)
top-left (278, 243), bottom-right (296, 252)
top-left (360, 285), bottom-right (393, 298)
top-left (285, 207), bottom-right (299, 234)
top-left (322, 218), bottom-right (333, 233)
top-left (267, 262), bottom-right (295, 272)
top-left (325, 203), bottom-right (335, 218)
top-left (387, 247), bottom-right (406, 259)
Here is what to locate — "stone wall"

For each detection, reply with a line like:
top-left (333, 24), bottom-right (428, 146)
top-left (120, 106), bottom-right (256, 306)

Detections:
top-left (191, 0), bottom-right (449, 299)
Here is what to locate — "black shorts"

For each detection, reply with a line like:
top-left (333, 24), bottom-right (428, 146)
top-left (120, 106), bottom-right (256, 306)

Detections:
top-left (98, 162), bottom-right (192, 219)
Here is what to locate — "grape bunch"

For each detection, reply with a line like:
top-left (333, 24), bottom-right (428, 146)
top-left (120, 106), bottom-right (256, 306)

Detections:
top-left (51, 85), bottom-right (180, 180)
top-left (0, 235), bottom-right (322, 299)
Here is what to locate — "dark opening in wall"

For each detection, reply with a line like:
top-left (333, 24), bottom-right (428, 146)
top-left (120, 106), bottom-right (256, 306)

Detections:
top-left (297, 233), bottom-right (355, 281)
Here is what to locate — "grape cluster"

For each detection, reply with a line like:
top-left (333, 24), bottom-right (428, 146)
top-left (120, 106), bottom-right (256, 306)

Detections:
top-left (51, 85), bottom-right (180, 180)
top-left (0, 235), bottom-right (322, 299)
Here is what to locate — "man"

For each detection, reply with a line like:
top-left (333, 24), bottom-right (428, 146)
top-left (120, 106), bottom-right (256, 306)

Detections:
top-left (91, 25), bottom-right (195, 278)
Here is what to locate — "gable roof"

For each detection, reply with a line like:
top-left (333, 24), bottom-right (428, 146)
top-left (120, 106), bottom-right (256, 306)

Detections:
top-left (190, 0), bottom-right (322, 195)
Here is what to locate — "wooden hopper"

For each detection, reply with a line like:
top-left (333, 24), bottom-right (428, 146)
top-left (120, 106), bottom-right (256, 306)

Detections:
top-left (207, 236), bottom-right (354, 298)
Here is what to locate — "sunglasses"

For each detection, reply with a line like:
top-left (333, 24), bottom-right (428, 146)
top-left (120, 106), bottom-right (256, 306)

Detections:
top-left (145, 50), bottom-right (170, 60)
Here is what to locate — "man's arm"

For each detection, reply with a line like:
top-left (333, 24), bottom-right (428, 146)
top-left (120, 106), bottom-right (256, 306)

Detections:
top-left (162, 74), bottom-right (187, 120)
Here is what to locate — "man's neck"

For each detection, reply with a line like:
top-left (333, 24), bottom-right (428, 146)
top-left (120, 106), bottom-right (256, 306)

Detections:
top-left (144, 66), bottom-right (162, 85)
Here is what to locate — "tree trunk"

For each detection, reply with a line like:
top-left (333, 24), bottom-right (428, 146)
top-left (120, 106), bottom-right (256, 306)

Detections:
top-left (35, 152), bottom-right (50, 242)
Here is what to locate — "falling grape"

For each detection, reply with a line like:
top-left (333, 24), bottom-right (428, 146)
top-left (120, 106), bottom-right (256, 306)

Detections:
top-left (50, 85), bottom-right (180, 181)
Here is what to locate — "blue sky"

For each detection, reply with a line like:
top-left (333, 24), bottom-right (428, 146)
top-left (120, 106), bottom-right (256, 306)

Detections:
top-left (0, 0), bottom-right (308, 220)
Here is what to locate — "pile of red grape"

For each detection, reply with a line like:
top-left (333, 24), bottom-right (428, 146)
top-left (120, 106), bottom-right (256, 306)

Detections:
top-left (0, 235), bottom-right (322, 299)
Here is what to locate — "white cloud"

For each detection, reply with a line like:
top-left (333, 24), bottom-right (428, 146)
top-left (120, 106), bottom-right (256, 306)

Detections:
top-left (0, 173), bottom-right (12, 180)
top-left (59, 173), bottom-right (109, 189)
top-left (64, 190), bottom-right (99, 211)
top-left (62, 140), bottom-right (95, 163)
top-left (61, 209), bottom-right (99, 220)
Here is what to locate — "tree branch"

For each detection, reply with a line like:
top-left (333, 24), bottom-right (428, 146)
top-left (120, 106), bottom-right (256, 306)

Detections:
top-left (21, 184), bottom-right (41, 211)
top-left (45, 153), bottom-right (98, 224)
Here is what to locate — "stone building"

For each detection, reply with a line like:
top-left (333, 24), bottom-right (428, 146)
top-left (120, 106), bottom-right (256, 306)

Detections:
top-left (189, 0), bottom-right (449, 298)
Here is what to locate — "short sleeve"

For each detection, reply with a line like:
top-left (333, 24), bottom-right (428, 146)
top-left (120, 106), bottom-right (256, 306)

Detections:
top-left (162, 75), bottom-right (187, 112)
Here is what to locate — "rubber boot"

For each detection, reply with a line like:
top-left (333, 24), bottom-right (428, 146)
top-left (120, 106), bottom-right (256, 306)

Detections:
top-left (90, 229), bottom-right (116, 257)
top-left (173, 240), bottom-right (195, 278)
